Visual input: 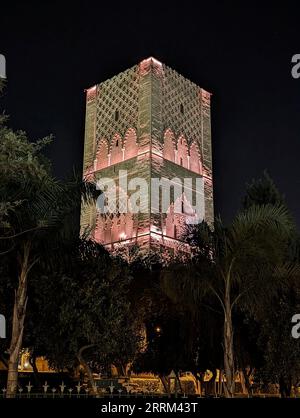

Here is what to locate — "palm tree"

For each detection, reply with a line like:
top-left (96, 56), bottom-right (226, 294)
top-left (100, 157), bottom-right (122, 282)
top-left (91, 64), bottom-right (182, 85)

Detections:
top-left (162, 204), bottom-right (296, 397)
top-left (4, 173), bottom-right (97, 398)
top-left (0, 81), bottom-right (98, 397)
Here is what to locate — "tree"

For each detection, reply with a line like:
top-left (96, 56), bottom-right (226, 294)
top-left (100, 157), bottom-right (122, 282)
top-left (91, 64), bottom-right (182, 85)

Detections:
top-left (132, 285), bottom-right (191, 393)
top-left (26, 240), bottom-right (141, 391)
top-left (162, 204), bottom-right (295, 397)
top-left (243, 172), bottom-right (300, 397)
top-left (158, 265), bottom-right (224, 395)
top-left (256, 286), bottom-right (300, 397)
top-left (243, 171), bottom-right (286, 210)
top-left (0, 124), bottom-right (59, 396)
top-left (0, 91), bottom-right (97, 396)
top-left (129, 255), bottom-right (220, 395)
top-left (233, 311), bottom-right (264, 395)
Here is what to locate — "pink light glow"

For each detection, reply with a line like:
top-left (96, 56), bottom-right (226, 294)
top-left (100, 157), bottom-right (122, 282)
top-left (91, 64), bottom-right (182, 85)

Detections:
top-left (124, 128), bottom-right (138, 160)
top-left (95, 139), bottom-right (109, 170)
top-left (110, 134), bottom-right (123, 165)
top-left (189, 142), bottom-right (202, 175)
top-left (86, 85), bottom-right (97, 102)
top-left (149, 57), bottom-right (162, 67)
top-left (176, 135), bottom-right (189, 168)
top-left (139, 57), bottom-right (163, 76)
top-left (93, 129), bottom-right (141, 172)
top-left (86, 85), bottom-right (96, 93)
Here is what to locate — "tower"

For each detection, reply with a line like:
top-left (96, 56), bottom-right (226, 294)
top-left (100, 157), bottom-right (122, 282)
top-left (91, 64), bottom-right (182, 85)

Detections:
top-left (81, 58), bottom-right (213, 256)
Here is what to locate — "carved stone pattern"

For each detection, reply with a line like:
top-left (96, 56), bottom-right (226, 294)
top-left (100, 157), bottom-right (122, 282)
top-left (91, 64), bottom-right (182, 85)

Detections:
top-left (95, 66), bottom-right (139, 148)
top-left (161, 65), bottom-right (203, 146)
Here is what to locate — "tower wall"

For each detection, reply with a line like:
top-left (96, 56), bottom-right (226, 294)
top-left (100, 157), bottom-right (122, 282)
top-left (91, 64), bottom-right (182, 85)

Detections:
top-left (80, 58), bottom-right (214, 256)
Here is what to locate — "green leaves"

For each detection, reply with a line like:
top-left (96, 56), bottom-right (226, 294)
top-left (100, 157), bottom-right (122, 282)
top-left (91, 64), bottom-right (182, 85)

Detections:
top-left (243, 171), bottom-right (286, 210)
top-left (27, 240), bottom-right (140, 373)
top-left (230, 204), bottom-right (294, 246)
top-left (161, 198), bottom-right (299, 388)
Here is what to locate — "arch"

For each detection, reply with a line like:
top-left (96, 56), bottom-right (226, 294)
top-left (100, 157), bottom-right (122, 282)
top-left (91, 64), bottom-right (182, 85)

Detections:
top-left (95, 138), bottom-right (109, 170)
top-left (110, 133), bottom-right (123, 165)
top-left (95, 186), bottom-right (135, 244)
top-left (165, 204), bottom-right (185, 239)
top-left (165, 193), bottom-right (198, 239)
top-left (176, 135), bottom-right (188, 168)
top-left (189, 141), bottom-right (203, 174)
top-left (163, 129), bottom-right (175, 162)
top-left (176, 193), bottom-right (196, 217)
top-left (124, 128), bottom-right (138, 160)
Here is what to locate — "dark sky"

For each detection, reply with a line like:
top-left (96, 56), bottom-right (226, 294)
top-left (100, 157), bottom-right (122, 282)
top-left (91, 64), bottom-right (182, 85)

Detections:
top-left (1, 1), bottom-right (300, 225)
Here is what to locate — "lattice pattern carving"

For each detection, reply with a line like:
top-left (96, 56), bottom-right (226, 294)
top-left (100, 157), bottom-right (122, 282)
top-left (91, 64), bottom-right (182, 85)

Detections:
top-left (81, 58), bottom-right (213, 255)
top-left (95, 66), bottom-right (139, 147)
top-left (162, 65), bottom-right (203, 147)
top-left (163, 129), bottom-right (203, 174)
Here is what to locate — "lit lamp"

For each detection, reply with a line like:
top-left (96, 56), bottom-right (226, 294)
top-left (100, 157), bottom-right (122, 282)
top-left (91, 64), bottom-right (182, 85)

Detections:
top-left (23, 351), bottom-right (30, 369)
top-left (119, 232), bottom-right (126, 241)
top-left (168, 370), bottom-right (177, 396)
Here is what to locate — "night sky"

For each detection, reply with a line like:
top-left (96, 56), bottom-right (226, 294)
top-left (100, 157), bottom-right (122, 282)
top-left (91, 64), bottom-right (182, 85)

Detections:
top-left (1, 1), bottom-right (300, 225)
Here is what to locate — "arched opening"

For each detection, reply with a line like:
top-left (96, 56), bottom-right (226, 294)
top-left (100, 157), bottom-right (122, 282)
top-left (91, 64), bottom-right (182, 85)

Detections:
top-left (95, 186), bottom-right (135, 244)
top-left (124, 128), bottom-right (138, 160)
top-left (176, 135), bottom-right (188, 168)
top-left (189, 141), bottom-right (202, 174)
top-left (95, 139), bottom-right (109, 170)
top-left (110, 134), bottom-right (123, 165)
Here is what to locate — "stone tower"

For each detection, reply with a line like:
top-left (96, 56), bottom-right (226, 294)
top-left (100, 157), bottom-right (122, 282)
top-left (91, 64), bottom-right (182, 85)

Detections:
top-left (81, 57), bottom-right (213, 257)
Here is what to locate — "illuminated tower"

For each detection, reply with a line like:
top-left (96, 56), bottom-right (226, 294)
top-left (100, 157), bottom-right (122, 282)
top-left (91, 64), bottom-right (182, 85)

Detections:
top-left (80, 58), bottom-right (213, 256)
